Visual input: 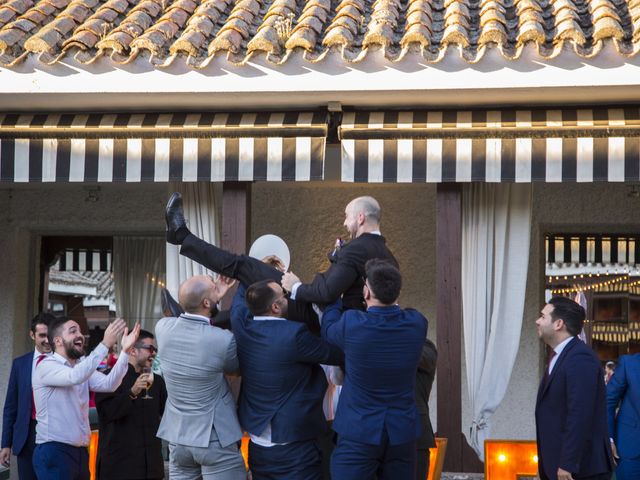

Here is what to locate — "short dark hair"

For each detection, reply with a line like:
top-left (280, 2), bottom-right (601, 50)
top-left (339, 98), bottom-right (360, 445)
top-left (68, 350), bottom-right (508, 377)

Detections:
top-left (135, 329), bottom-right (154, 347)
top-left (549, 296), bottom-right (585, 336)
top-left (30, 312), bottom-right (56, 333)
top-left (246, 280), bottom-right (279, 316)
top-left (47, 316), bottom-right (70, 348)
top-left (365, 259), bottom-right (402, 305)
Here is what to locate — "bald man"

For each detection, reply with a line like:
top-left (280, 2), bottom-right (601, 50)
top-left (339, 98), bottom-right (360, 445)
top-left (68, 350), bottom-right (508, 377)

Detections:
top-left (166, 194), bottom-right (398, 331)
top-left (155, 275), bottom-right (246, 480)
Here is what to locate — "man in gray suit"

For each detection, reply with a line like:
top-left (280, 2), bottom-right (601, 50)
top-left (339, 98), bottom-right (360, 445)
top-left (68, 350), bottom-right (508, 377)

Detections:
top-left (155, 275), bottom-right (246, 480)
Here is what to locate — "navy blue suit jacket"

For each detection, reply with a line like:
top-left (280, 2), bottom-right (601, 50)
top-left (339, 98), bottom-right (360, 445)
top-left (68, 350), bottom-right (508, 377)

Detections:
top-left (322, 300), bottom-right (427, 446)
top-left (535, 337), bottom-right (613, 479)
top-left (230, 287), bottom-right (344, 443)
top-left (607, 353), bottom-right (640, 460)
top-left (1, 351), bottom-right (34, 456)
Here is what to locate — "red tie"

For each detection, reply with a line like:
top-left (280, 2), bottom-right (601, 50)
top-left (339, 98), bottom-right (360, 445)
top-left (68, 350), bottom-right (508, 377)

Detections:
top-left (543, 350), bottom-right (557, 385)
top-left (31, 354), bottom-right (47, 420)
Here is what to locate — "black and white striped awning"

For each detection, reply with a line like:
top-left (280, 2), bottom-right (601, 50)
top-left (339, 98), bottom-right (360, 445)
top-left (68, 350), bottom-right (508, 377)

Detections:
top-left (546, 235), bottom-right (640, 266)
top-left (0, 112), bottom-right (327, 182)
top-left (340, 109), bottom-right (640, 183)
top-left (57, 249), bottom-right (112, 272)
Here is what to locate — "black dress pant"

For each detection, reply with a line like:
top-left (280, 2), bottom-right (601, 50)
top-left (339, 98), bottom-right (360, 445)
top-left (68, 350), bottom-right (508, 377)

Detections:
top-left (180, 233), bottom-right (320, 334)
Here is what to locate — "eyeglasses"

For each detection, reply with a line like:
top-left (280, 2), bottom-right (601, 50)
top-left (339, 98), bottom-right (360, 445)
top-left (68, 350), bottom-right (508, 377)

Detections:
top-left (137, 345), bottom-right (157, 353)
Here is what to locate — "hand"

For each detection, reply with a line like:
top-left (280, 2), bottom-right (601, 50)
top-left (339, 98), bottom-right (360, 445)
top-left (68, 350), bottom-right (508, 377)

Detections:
top-left (121, 323), bottom-right (141, 353)
top-left (215, 275), bottom-right (237, 298)
top-left (261, 255), bottom-right (285, 273)
top-left (557, 468), bottom-right (574, 480)
top-left (131, 373), bottom-right (150, 396)
top-left (611, 440), bottom-right (619, 460)
top-left (0, 447), bottom-right (10, 468)
top-left (102, 318), bottom-right (126, 349)
top-left (281, 272), bottom-right (300, 293)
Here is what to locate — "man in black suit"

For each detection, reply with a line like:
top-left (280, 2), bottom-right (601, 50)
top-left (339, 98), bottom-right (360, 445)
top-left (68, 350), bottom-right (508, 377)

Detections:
top-left (535, 296), bottom-right (613, 480)
top-left (415, 338), bottom-right (437, 480)
top-left (94, 329), bottom-right (167, 480)
top-left (165, 194), bottom-right (397, 330)
top-left (230, 280), bottom-right (343, 479)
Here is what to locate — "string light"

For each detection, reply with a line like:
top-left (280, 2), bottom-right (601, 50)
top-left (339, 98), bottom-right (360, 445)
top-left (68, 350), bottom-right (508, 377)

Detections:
top-left (548, 275), bottom-right (628, 295)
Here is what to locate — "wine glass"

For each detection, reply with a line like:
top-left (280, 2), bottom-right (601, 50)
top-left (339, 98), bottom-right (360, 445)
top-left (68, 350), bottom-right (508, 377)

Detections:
top-left (141, 367), bottom-right (154, 400)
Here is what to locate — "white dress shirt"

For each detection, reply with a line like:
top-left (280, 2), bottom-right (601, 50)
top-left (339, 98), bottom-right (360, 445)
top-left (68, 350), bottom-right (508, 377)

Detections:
top-left (33, 343), bottom-right (129, 447)
top-left (31, 349), bottom-right (49, 377)
top-left (548, 336), bottom-right (574, 374)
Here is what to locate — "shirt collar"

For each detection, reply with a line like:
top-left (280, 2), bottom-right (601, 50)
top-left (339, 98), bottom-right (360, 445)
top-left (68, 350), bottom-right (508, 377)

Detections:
top-left (553, 336), bottom-right (574, 356)
top-left (180, 313), bottom-right (210, 324)
top-left (253, 315), bottom-right (285, 321)
top-left (51, 352), bottom-right (72, 366)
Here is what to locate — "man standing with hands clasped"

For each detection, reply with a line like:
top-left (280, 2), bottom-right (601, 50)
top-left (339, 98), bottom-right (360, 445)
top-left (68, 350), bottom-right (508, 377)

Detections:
top-left (535, 296), bottom-right (613, 480)
top-left (32, 317), bottom-right (140, 480)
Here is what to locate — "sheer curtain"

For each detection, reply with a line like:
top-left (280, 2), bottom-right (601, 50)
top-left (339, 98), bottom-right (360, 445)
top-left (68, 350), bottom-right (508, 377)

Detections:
top-left (461, 183), bottom-right (532, 459)
top-left (113, 236), bottom-right (165, 332)
top-left (165, 182), bottom-right (222, 299)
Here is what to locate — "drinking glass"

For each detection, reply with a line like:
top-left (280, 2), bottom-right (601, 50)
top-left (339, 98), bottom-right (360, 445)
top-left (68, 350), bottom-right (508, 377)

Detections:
top-left (141, 367), bottom-right (154, 400)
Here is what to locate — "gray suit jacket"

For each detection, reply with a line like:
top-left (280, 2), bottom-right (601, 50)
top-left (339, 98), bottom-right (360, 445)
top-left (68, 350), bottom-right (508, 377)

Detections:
top-left (155, 313), bottom-right (242, 448)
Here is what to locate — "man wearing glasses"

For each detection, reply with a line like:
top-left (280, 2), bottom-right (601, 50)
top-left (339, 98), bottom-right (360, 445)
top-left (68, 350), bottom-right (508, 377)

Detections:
top-left (94, 330), bottom-right (167, 480)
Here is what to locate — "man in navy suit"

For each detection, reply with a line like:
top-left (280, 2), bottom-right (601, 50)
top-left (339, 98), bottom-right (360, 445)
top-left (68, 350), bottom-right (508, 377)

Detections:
top-left (321, 259), bottom-right (427, 480)
top-left (607, 352), bottom-right (640, 480)
top-left (1, 312), bottom-right (55, 479)
top-left (230, 280), bottom-right (344, 480)
top-left (535, 296), bottom-right (613, 480)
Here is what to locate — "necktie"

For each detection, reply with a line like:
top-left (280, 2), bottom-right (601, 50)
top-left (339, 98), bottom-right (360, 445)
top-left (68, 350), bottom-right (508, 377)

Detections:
top-left (543, 349), bottom-right (557, 386)
top-left (31, 354), bottom-right (47, 420)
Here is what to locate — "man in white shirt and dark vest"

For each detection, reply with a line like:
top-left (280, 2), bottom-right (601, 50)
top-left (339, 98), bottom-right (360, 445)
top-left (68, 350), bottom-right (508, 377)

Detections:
top-left (32, 316), bottom-right (140, 480)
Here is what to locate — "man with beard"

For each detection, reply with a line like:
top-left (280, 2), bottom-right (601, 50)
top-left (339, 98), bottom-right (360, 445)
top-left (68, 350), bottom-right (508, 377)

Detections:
top-left (95, 329), bottom-right (167, 480)
top-left (32, 317), bottom-right (140, 480)
top-left (155, 274), bottom-right (246, 480)
top-left (1, 312), bottom-right (55, 480)
top-left (535, 297), bottom-right (613, 480)
top-left (165, 194), bottom-right (397, 332)
top-left (230, 280), bottom-right (344, 479)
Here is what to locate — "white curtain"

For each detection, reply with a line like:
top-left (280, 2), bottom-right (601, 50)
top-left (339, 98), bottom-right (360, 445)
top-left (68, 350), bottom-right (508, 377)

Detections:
top-left (461, 183), bottom-right (532, 460)
top-left (165, 182), bottom-right (222, 299)
top-left (113, 236), bottom-right (165, 332)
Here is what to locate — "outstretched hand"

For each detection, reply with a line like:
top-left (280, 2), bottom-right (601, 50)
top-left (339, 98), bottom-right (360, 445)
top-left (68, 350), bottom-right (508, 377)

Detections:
top-left (121, 323), bottom-right (141, 353)
top-left (215, 275), bottom-right (237, 298)
top-left (102, 318), bottom-right (126, 349)
top-left (281, 271), bottom-right (300, 293)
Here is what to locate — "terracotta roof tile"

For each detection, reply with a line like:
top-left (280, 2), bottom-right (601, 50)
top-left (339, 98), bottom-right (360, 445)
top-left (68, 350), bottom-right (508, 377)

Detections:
top-left (2, 0), bottom-right (640, 67)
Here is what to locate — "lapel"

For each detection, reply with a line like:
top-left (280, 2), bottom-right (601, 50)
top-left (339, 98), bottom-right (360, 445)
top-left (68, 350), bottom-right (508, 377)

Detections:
top-left (537, 337), bottom-right (580, 404)
top-left (20, 352), bottom-right (33, 392)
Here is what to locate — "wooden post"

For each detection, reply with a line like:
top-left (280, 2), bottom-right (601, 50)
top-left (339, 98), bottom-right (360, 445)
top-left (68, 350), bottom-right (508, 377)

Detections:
top-left (436, 183), bottom-right (483, 473)
top-left (220, 182), bottom-right (251, 309)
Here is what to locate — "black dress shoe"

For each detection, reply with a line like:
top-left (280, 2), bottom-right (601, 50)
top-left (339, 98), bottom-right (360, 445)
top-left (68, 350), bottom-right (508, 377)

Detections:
top-left (166, 192), bottom-right (188, 245)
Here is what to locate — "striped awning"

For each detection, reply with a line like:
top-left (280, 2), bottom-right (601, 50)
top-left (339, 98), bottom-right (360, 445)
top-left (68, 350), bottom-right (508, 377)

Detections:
top-left (545, 235), bottom-right (640, 266)
top-left (0, 112), bottom-right (327, 182)
top-left (57, 249), bottom-right (112, 272)
top-left (340, 109), bottom-right (640, 183)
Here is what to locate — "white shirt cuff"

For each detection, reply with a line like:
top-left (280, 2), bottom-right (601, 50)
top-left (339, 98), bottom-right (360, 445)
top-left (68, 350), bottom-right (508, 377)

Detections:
top-left (290, 282), bottom-right (302, 300)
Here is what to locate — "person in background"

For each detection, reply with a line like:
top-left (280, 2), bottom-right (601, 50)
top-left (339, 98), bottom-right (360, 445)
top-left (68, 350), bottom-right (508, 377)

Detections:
top-left (604, 361), bottom-right (616, 385)
top-left (606, 353), bottom-right (640, 480)
top-left (32, 317), bottom-right (139, 480)
top-left (415, 338), bottom-right (437, 480)
top-left (95, 329), bottom-right (167, 480)
top-left (0, 312), bottom-right (55, 480)
top-left (534, 296), bottom-right (612, 480)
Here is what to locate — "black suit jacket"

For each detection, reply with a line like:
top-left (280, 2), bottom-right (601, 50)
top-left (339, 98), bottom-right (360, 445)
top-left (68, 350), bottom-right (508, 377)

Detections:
top-left (95, 364), bottom-right (167, 480)
top-left (296, 233), bottom-right (398, 310)
top-left (535, 337), bottom-right (613, 479)
top-left (416, 338), bottom-right (437, 450)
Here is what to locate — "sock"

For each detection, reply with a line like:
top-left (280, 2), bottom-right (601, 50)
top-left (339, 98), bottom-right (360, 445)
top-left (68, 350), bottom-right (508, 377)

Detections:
top-left (175, 226), bottom-right (190, 244)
